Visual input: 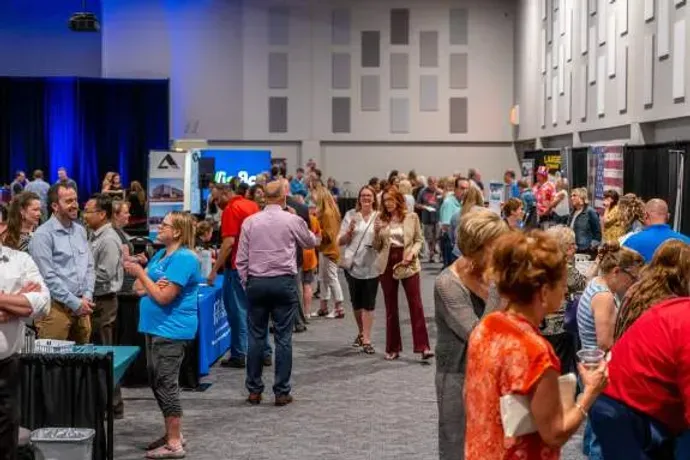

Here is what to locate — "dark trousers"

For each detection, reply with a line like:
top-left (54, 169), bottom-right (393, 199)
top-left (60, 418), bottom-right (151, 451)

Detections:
top-left (245, 275), bottom-right (299, 396)
top-left (379, 248), bottom-right (431, 354)
top-left (0, 355), bottom-right (19, 460)
top-left (91, 293), bottom-right (123, 415)
top-left (440, 231), bottom-right (457, 268)
top-left (146, 335), bottom-right (187, 418)
top-left (590, 394), bottom-right (676, 460)
top-left (294, 269), bottom-right (307, 329)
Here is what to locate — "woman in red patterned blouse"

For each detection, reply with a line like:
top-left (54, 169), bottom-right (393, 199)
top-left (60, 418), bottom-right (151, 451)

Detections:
top-left (464, 230), bottom-right (608, 459)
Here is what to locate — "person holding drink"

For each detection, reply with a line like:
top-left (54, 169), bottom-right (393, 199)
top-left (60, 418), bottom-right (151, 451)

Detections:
top-left (464, 230), bottom-right (608, 460)
top-left (373, 187), bottom-right (433, 361)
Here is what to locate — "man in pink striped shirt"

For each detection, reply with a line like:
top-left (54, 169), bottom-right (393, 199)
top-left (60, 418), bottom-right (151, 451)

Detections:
top-left (236, 181), bottom-right (319, 406)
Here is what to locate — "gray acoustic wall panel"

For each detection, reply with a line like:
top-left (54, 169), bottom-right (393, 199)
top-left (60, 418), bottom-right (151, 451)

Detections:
top-left (332, 9), bottom-right (351, 45)
top-left (450, 9), bottom-right (469, 45)
top-left (450, 97), bottom-right (468, 133)
top-left (390, 98), bottom-right (410, 133)
top-left (361, 75), bottom-right (380, 111)
top-left (268, 6), bottom-right (290, 45)
top-left (391, 9), bottom-right (410, 45)
top-left (420, 75), bottom-right (438, 111)
top-left (362, 31), bottom-right (381, 68)
top-left (450, 53), bottom-right (468, 89)
top-left (332, 53), bottom-right (351, 89)
top-left (268, 53), bottom-right (288, 89)
top-left (420, 31), bottom-right (439, 67)
top-left (332, 97), bottom-right (351, 133)
top-left (269, 97), bottom-right (288, 133)
top-left (390, 53), bottom-right (409, 89)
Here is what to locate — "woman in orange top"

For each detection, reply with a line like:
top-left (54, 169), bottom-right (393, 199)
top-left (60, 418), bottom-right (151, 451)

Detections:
top-left (311, 185), bottom-right (344, 318)
top-left (464, 231), bottom-right (608, 460)
top-left (302, 203), bottom-right (321, 318)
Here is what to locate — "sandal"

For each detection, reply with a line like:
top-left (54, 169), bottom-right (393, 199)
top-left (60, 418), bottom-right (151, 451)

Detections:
top-left (352, 335), bottom-right (363, 348)
top-left (422, 350), bottom-right (435, 360)
top-left (384, 352), bottom-right (400, 361)
top-left (362, 343), bottom-right (375, 354)
top-left (146, 444), bottom-right (186, 459)
top-left (146, 436), bottom-right (186, 451)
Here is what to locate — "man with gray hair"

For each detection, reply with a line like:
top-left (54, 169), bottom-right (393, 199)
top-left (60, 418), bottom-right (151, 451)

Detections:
top-left (236, 181), bottom-right (319, 406)
top-left (623, 198), bottom-right (690, 262)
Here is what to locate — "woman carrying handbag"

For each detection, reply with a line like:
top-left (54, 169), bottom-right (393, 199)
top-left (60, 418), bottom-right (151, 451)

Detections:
top-left (338, 186), bottom-right (379, 354)
top-left (373, 187), bottom-right (434, 361)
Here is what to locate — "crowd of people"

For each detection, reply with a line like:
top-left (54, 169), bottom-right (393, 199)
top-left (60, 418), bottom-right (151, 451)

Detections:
top-left (2, 158), bottom-right (690, 460)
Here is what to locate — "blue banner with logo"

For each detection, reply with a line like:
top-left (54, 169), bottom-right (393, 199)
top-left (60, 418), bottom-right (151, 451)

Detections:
top-left (197, 276), bottom-right (230, 376)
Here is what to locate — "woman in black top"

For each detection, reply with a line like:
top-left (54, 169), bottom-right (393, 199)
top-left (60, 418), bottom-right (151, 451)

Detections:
top-left (128, 181), bottom-right (147, 225)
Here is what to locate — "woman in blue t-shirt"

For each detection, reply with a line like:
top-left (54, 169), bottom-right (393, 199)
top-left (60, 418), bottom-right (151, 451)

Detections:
top-left (124, 211), bottom-right (202, 459)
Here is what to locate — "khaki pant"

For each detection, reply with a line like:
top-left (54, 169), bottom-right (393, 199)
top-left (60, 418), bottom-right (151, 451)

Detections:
top-left (91, 294), bottom-right (124, 416)
top-left (36, 301), bottom-right (91, 344)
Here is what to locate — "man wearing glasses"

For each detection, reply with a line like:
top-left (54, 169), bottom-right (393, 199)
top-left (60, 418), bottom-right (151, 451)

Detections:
top-left (29, 183), bottom-right (95, 343)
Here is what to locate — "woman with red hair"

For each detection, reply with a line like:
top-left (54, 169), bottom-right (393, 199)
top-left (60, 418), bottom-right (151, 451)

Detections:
top-left (373, 187), bottom-right (433, 361)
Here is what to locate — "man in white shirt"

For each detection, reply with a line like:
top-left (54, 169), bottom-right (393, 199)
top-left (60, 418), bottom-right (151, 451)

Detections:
top-left (0, 243), bottom-right (50, 459)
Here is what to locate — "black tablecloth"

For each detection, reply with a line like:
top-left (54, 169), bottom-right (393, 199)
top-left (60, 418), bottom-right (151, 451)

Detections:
top-left (337, 197), bottom-right (357, 217)
top-left (116, 292), bottom-right (200, 389)
top-left (19, 353), bottom-right (113, 460)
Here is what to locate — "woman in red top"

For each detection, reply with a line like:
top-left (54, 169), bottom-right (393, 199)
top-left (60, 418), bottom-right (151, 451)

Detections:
top-left (590, 297), bottom-right (690, 459)
top-left (464, 231), bottom-right (608, 460)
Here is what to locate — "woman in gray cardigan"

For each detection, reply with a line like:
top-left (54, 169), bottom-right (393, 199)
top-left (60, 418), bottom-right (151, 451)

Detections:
top-left (434, 208), bottom-right (509, 460)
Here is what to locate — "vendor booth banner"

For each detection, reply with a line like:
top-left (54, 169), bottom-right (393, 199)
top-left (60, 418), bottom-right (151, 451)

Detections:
top-left (148, 151), bottom-right (187, 232)
top-left (591, 146), bottom-right (624, 213)
top-left (489, 181), bottom-right (505, 215)
top-left (520, 159), bottom-right (535, 187)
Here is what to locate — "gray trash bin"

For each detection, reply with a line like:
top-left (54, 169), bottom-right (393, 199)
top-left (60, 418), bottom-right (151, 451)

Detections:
top-left (31, 428), bottom-right (95, 460)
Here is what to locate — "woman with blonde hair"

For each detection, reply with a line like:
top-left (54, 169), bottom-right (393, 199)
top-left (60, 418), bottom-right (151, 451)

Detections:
top-left (124, 211), bottom-right (202, 458)
top-left (460, 186), bottom-right (484, 217)
top-left (374, 187), bottom-right (433, 361)
top-left (577, 241), bottom-right (643, 458)
top-left (311, 185), bottom-right (344, 318)
top-left (618, 193), bottom-right (646, 243)
top-left (601, 190), bottom-right (624, 242)
top-left (544, 225), bottom-right (587, 374)
top-left (435, 208), bottom-right (509, 460)
top-left (464, 230), bottom-right (608, 460)
top-left (614, 239), bottom-right (690, 341)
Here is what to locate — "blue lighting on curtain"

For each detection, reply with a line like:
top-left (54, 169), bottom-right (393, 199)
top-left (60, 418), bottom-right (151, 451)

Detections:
top-left (1, 76), bottom-right (169, 202)
top-left (46, 77), bottom-right (77, 184)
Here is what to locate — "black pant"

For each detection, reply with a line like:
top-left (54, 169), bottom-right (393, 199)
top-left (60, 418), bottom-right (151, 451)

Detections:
top-left (0, 355), bottom-right (19, 460)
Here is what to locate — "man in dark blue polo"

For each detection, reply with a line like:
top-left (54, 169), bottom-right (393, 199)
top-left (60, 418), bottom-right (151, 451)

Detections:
top-left (623, 199), bottom-right (690, 262)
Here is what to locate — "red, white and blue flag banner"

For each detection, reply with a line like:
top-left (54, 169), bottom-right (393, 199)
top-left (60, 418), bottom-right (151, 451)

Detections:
top-left (592, 146), bottom-right (624, 213)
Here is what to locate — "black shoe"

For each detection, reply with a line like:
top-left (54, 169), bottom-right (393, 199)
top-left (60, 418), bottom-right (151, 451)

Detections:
top-left (294, 325), bottom-right (307, 333)
top-left (247, 393), bottom-right (262, 405)
top-left (221, 357), bottom-right (246, 368)
top-left (274, 394), bottom-right (293, 407)
top-left (263, 356), bottom-right (273, 367)
top-left (269, 326), bottom-right (275, 334)
top-left (114, 411), bottom-right (125, 420)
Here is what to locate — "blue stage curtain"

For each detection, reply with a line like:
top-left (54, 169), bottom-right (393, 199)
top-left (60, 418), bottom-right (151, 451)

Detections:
top-left (0, 77), bottom-right (169, 202)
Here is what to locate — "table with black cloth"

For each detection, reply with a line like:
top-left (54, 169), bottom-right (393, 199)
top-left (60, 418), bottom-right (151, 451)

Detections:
top-left (337, 197), bottom-right (357, 217)
top-left (117, 275), bottom-right (231, 389)
top-left (18, 347), bottom-right (138, 460)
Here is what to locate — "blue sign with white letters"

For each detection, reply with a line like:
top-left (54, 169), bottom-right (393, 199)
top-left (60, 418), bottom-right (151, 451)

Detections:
top-left (199, 149), bottom-right (272, 186)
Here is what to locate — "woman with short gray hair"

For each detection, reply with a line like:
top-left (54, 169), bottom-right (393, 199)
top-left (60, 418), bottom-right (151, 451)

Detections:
top-left (434, 208), bottom-right (509, 460)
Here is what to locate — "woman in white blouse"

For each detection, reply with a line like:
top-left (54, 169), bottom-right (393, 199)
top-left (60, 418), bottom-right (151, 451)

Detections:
top-left (338, 186), bottom-right (380, 354)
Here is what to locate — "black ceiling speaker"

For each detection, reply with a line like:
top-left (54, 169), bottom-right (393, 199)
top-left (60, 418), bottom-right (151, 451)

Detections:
top-left (69, 1), bottom-right (99, 32)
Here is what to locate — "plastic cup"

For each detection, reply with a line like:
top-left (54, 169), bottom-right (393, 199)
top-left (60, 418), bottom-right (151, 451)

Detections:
top-left (577, 348), bottom-right (605, 370)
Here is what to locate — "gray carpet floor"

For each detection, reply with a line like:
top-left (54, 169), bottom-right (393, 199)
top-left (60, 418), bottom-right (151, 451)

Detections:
top-left (114, 264), bottom-right (586, 460)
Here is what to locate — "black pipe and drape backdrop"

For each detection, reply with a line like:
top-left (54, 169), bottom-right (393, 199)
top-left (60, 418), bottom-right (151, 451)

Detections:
top-left (0, 77), bottom-right (169, 201)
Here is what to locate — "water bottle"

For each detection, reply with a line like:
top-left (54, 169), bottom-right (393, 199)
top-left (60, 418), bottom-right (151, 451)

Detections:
top-left (200, 249), bottom-right (213, 278)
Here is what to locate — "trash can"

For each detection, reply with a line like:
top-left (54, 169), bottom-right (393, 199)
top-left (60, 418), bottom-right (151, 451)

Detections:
top-left (31, 428), bottom-right (95, 460)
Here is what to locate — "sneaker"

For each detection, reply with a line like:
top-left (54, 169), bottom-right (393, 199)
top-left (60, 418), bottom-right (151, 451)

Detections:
top-left (326, 310), bottom-right (345, 319)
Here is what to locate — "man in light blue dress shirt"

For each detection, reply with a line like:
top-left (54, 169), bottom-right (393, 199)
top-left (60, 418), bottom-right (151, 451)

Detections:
top-left (24, 170), bottom-right (51, 219)
top-left (29, 183), bottom-right (95, 343)
top-left (439, 178), bottom-right (469, 267)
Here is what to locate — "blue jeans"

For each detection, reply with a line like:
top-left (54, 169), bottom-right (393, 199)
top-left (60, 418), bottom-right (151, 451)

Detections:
top-left (223, 270), bottom-right (271, 359)
top-left (244, 275), bottom-right (299, 396)
top-left (440, 231), bottom-right (457, 268)
top-left (590, 394), bottom-right (676, 460)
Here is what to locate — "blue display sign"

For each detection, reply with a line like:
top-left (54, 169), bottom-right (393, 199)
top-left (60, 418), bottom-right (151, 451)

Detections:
top-left (199, 149), bottom-right (272, 185)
